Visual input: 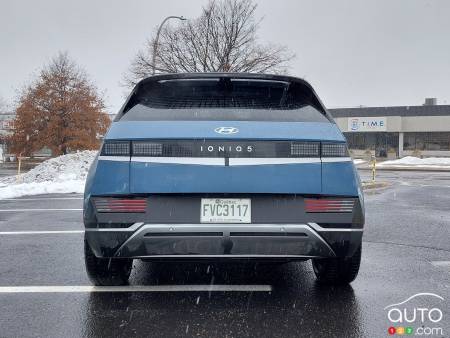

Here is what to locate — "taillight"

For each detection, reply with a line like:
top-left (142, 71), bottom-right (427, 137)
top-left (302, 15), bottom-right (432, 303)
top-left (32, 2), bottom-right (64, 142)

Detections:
top-left (93, 198), bottom-right (147, 213)
top-left (132, 142), bottom-right (163, 156)
top-left (290, 142), bottom-right (348, 158)
top-left (304, 199), bottom-right (354, 213)
top-left (321, 143), bottom-right (348, 157)
top-left (290, 142), bottom-right (320, 157)
top-left (101, 141), bottom-right (130, 156)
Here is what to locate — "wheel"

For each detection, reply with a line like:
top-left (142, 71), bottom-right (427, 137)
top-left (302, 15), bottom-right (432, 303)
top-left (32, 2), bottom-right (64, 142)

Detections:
top-left (312, 244), bottom-right (361, 285)
top-left (84, 239), bottom-right (133, 286)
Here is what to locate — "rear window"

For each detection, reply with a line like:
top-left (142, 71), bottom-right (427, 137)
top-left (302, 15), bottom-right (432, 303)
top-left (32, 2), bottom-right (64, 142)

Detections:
top-left (118, 77), bottom-right (330, 123)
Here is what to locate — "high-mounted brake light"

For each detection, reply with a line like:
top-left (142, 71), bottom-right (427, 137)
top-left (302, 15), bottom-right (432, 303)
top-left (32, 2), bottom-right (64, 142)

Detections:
top-left (93, 198), bottom-right (147, 213)
top-left (321, 143), bottom-right (348, 157)
top-left (101, 141), bottom-right (130, 156)
top-left (304, 199), bottom-right (354, 213)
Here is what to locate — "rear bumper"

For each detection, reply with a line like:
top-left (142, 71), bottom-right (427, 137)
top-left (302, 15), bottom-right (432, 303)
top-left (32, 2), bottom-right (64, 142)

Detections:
top-left (85, 223), bottom-right (363, 260)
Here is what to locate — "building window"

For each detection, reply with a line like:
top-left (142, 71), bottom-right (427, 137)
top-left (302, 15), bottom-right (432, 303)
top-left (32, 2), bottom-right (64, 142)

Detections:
top-left (344, 132), bottom-right (399, 156)
top-left (345, 133), bottom-right (374, 150)
top-left (404, 132), bottom-right (450, 151)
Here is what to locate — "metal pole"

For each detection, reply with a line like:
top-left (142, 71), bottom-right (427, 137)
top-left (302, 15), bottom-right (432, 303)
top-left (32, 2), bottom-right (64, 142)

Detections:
top-left (17, 154), bottom-right (22, 183)
top-left (152, 16), bottom-right (186, 75)
top-left (372, 155), bottom-right (376, 182)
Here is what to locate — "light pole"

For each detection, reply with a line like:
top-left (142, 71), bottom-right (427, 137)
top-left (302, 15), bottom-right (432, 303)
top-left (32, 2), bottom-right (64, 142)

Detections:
top-left (152, 16), bottom-right (186, 75)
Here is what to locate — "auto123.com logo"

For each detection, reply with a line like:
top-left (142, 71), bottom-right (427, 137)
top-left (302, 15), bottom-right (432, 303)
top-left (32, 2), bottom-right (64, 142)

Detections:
top-left (385, 293), bottom-right (445, 336)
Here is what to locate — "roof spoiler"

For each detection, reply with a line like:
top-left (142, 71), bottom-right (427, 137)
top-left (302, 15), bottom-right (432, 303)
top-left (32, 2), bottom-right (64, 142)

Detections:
top-left (116, 73), bottom-right (331, 120)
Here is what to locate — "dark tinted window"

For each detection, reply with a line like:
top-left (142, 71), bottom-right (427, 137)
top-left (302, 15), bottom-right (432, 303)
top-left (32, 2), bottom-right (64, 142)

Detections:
top-left (119, 77), bottom-right (329, 122)
top-left (120, 105), bottom-right (329, 122)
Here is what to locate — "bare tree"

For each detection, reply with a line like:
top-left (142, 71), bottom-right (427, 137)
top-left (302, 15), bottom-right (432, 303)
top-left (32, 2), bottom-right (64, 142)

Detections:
top-left (0, 96), bottom-right (9, 115)
top-left (10, 52), bottom-right (110, 156)
top-left (0, 97), bottom-right (6, 111)
top-left (124, 0), bottom-right (294, 86)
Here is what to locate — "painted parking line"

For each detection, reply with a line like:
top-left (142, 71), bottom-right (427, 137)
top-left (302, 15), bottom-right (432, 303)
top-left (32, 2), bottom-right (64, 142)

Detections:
top-left (430, 261), bottom-right (450, 271)
top-left (0, 209), bottom-right (82, 212)
top-left (0, 197), bottom-right (83, 201)
top-left (0, 230), bottom-right (84, 235)
top-left (399, 181), bottom-right (450, 188)
top-left (0, 285), bottom-right (272, 293)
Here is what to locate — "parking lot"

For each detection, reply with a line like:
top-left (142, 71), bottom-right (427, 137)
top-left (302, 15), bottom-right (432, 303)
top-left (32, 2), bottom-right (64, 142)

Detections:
top-left (0, 170), bottom-right (449, 338)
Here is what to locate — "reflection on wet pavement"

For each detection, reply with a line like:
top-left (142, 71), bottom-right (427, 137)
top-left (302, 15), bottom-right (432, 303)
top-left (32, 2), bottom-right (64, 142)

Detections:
top-left (83, 261), bottom-right (363, 338)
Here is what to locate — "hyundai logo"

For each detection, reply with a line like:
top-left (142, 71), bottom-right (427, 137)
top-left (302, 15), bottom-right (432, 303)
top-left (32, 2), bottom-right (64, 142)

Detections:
top-left (214, 127), bottom-right (239, 135)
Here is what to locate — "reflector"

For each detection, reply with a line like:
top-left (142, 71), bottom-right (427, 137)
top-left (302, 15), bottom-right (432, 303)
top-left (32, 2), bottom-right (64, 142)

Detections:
top-left (94, 198), bottom-right (147, 213)
top-left (304, 199), bottom-right (354, 213)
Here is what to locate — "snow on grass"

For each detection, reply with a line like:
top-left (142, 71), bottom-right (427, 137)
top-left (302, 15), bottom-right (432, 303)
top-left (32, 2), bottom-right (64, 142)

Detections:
top-left (0, 180), bottom-right (86, 199)
top-left (0, 151), bottom-right (97, 199)
top-left (378, 156), bottom-right (450, 168)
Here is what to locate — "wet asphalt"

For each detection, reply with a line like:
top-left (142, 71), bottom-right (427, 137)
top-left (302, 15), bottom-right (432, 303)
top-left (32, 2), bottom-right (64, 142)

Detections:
top-left (0, 170), bottom-right (449, 338)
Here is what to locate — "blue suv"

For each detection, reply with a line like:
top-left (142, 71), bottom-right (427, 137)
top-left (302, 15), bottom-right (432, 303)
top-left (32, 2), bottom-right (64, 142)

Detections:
top-left (83, 73), bottom-right (364, 286)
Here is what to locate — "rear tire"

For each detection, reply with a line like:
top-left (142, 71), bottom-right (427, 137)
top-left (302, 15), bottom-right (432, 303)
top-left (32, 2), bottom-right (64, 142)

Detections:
top-left (312, 244), bottom-right (361, 285)
top-left (84, 239), bottom-right (133, 286)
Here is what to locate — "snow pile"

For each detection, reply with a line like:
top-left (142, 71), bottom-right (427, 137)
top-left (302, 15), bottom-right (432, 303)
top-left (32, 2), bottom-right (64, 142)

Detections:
top-left (378, 156), bottom-right (450, 168)
top-left (0, 151), bottom-right (97, 199)
top-left (353, 159), bottom-right (366, 165)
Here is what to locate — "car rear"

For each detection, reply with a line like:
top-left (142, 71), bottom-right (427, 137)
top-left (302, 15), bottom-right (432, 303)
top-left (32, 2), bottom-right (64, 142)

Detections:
top-left (83, 73), bottom-right (364, 286)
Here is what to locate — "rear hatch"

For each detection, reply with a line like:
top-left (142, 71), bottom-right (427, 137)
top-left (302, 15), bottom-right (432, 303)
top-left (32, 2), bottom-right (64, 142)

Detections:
top-left (106, 120), bottom-right (346, 194)
top-left (98, 74), bottom-right (358, 196)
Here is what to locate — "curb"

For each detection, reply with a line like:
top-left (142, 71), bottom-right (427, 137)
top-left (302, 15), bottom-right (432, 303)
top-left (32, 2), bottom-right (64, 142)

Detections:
top-left (362, 181), bottom-right (390, 190)
top-left (356, 166), bottom-right (450, 173)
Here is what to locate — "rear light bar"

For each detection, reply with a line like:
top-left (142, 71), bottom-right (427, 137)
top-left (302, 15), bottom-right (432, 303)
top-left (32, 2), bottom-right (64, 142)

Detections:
top-left (304, 199), bottom-right (354, 213)
top-left (101, 140), bottom-right (348, 158)
top-left (93, 198), bottom-right (147, 213)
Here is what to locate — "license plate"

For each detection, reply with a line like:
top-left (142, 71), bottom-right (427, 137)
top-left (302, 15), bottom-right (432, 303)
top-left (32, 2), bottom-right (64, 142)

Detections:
top-left (201, 198), bottom-right (251, 223)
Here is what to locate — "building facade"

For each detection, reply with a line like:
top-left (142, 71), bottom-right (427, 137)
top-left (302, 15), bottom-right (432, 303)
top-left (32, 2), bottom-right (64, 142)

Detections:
top-left (0, 112), bottom-right (15, 160)
top-left (329, 101), bottom-right (450, 158)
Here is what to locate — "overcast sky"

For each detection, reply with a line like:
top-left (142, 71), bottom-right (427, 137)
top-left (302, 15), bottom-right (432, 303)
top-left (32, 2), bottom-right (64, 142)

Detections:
top-left (1, 0), bottom-right (450, 113)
